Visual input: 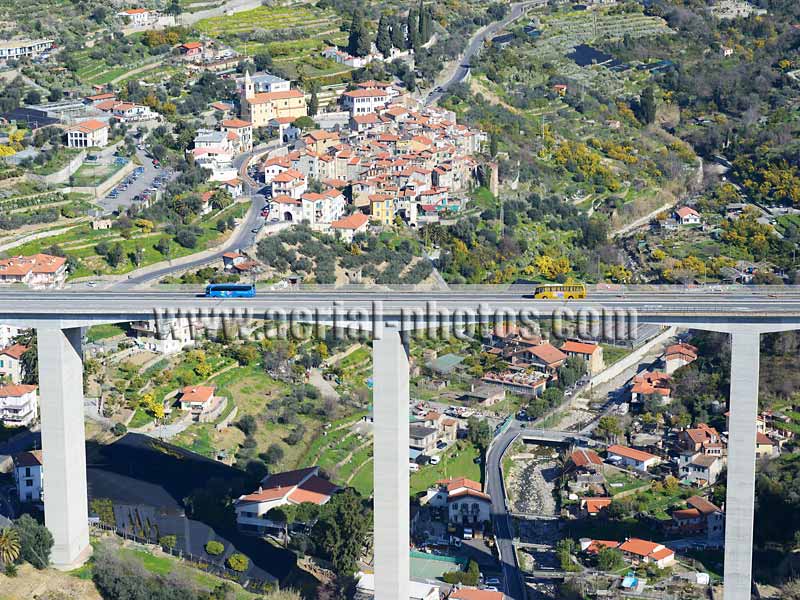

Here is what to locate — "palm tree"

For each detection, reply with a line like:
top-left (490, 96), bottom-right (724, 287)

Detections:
top-left (0, 528), bottom-right (21, 565)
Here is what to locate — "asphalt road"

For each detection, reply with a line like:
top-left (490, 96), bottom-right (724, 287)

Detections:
top-left (120, 143), bottom-right (279, 285)
top-left (2, 288), bottom-right (800, 324)
top-left (486, 422), bottom-right (525, 600)
top-left (425, 0), bottom-right (545, 105)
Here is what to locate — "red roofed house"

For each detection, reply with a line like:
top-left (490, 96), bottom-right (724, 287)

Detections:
top-left (607, 445), bottom-right (661, 471)
top-left (178, 385), bottom-right (226, 422)
top-left (179, 41), bottom-right (203, 57)
top-left (241, 71), bottom-right (307, 127)
top-left (516, 342), bottom-right (567, 373)
top-left (427, 477), bottom-right (492, 526)
top-left (0, 253), bottom-right (67, 289)
top-left (581, 497), bottom-right (612, 517)
top-left (568, 448), bottom-right (603, 472)
top-left (220, 119), bottom-right (253, 153)
top-left (618, 538), bottom-right (676, 568)
top-left (118, 8), bottom-right (156, 27)
top-left (234, 466), bottom-right (338, 535)
top-left (668, 495), bottom-right (725, 542)
top-left (449, 588), bottom-right (505, 600)
top-left (675, 206), bottom-right (701, 225)
top-left (330, 212), bottom-right (369, 242)
top-left (0, 343), bottom-right (28, 383)
top-left (630, 371), bottom-right (671, 406)
top-left (66, 119), bottom-right (109, 148)
top-left (560, 339), bottom-right (605, 374)
top-left (0, 384), bottom-right (38, 427)
top-left (664, 342), bottom-right (698, 374)
top-left (755, 431), bottom-right (778, 459)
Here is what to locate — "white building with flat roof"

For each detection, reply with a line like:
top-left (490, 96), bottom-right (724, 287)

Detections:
top-left (0, 39), bottom-right (53, 61)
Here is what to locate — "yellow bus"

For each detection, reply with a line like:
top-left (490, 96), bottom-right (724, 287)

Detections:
top-left (533, 283), bottom-right (586, 299)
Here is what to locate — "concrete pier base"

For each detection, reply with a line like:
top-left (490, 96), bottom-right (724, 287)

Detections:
top-left (723, 330), bottom-right (760, 600)
top-left (37, 327), bottom-right (91, 569)
top-left (372, 327), bottom-right (409, 600)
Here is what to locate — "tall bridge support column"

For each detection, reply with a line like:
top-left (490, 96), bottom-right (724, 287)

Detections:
top-left (723, 329), bottom-right (760, 600)
top-left (372, 326), bottom-right (409, 599)
top-left (37, 327), bottom-right (91, 569)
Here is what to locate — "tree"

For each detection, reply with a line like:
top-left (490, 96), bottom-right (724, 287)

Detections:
top-left (12, 331), bottom-right (37, 385)
top-left (312, 489), bottom-right (370, 577)
top-left (0, 528), bottom-right (20, 565)
top-left (107, 243), bottom-right (124, 268)
top-left (267, 506), bottom-right (294, 546)
top-left (226, 553), bottom-right (249, 571)
top-left (597, 547), bottom-right (625, 571)
top-left (159, 535), bottom-right (176, 549)
top-left (640, 86), bottom-right (657, 125)
top-left (205, 540), bottom-right (224, 556)
top-left (596, 416), bottom-right (623, 443)
top-left (112, 423), bottom-right (127, 436)
top-left (466, 416), bottom-right (492, 457)
top-left (375, 14), bottom-right (392, 58)
top-left (155, 237), bottom-right (171, 257)
top-left (390, 15), bottom-right (405, 50)
top-left (15, 514), bottom-right (53, 569)
top-left (236, 414), bottom-right (258, 437)
top-left (292, 116), bottom-right (316, 130)
top-left (406, 9), bottom-right (419, 50)
top-left (347, 11), bottom-right (371, 58)
top-left (308, 85), bottom-right (319, 117)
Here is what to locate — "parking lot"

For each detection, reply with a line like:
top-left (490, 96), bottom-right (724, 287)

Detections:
top-left (96, 148), bottom-right (173, 214)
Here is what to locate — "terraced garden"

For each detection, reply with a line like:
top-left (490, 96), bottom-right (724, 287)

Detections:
top-left (194, 3), bottom-right (350, 80)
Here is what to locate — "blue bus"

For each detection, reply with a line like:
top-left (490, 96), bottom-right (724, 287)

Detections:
top-left (204, 283), bottom-right (256, 298)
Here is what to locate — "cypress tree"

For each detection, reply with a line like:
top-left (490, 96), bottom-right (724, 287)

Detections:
top-left (375, 14), bottom-right (392, 58)
top-left (348, 10), bottom-right (371, 57)
top-left (390, 15), bottom-right (405, 50)
top-left (418, 0), bottom-right (425, 40)
top-left (309, 85), bottom-right (319, 116)
top-left (406, 9), bottom-right (419, 50)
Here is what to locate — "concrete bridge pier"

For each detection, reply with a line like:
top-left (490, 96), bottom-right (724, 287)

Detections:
top-left (723, 329), bottom-right (761, 600)
top-left (372, 326), bottom-right (410, 600)
top-left (36, 326), bottom-right (92, 569)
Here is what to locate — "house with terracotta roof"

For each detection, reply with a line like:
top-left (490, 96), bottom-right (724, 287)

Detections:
top-left (13, 450), bottom-right (43, 503)
top-left (118, 8), bottom-right (158, 27)
top-left (0, 343), bottom-right (27, 383)
top-left (755, 431), bottom-right (778, 459)
top-left (569, 448), bottom-right (604, 473)
top-left (630, 370), bottom-right (671, 406)
top-left (235, 466), bottom-right (338, 535)
top-left (178, 385), bottom-right (226, 422)
top-left (582, 537), bottom-right (676, 568)
top-left (330, 212), bottom-right (369, 242)
top-left (663, 342), bottom-right (698, 374)
top-left (669, 495), bottom-right (724, 538)
top-left (675, 206), bottom-right (701, 225)
top-left (580, 497), bottom-right (612, 517)
top-left (0, 384), bottom-right (38, 427)
top-left (271, 168), bottom-right (307, 199)
top-left (220, 118), bottom-right (253, 153)
top-left (66, 119), bottom-right (109, 148)
top-left (179, 41), bottom-right (203, 57)
top-left (607, 445), bottom-right (661, 471)
top-left (560, 339), bottom-right (604, 374)
top-left (427, 477), bottom-right (492, 526)
top-left (0, 253), bottom-right (67, 289)
top-left (449, 588), bottom-right (505, 600)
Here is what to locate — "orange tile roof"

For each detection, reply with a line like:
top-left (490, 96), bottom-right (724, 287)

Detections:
top-left (450, 589), bottom-right (504, 600)
top-left (0, 384), bottom-right (37, 397)
top-left (583, 497), bottom-right (612, 514)
top-left (331, 212), bottom-right (369, 230)
top-left (756, 432), bottom-right (774, 446)
top-left (180, 385), bottom-right (215, 404)
top-left (570, 448), bottom-right (602, 468)
top-left (221, 118), bottom-right (251, 128)
top-left (0, 343), bottom-right (28, 360)
top-left (343, 89), bottom-right (388, 98)
top-left (561, 340), bottom-right (600, 355)
top-left (247, 89), bottom-right (304, 104)
top-left (528, 343), bottom-right (567, 365)
top-left (181, 42), bottom-right (202, 50)
top-left (618, 538), bottom-right (663, 557)
top-left (607, 445), bottom-right (658, 463)
top-left (272, 169), bottom-right (305, 183)
top-left (69, 119), bottom-right (107, 133)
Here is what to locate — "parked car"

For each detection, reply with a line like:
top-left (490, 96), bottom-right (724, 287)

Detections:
top-left (429, 455), bottom-right (441, 465)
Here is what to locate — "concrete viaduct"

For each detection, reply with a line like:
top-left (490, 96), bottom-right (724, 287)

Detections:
top-left (0, 287), bottom-right (797, 600)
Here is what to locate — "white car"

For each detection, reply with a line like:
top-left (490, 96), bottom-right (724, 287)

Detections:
top-left (430, 455), bottom-right (441, 465)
